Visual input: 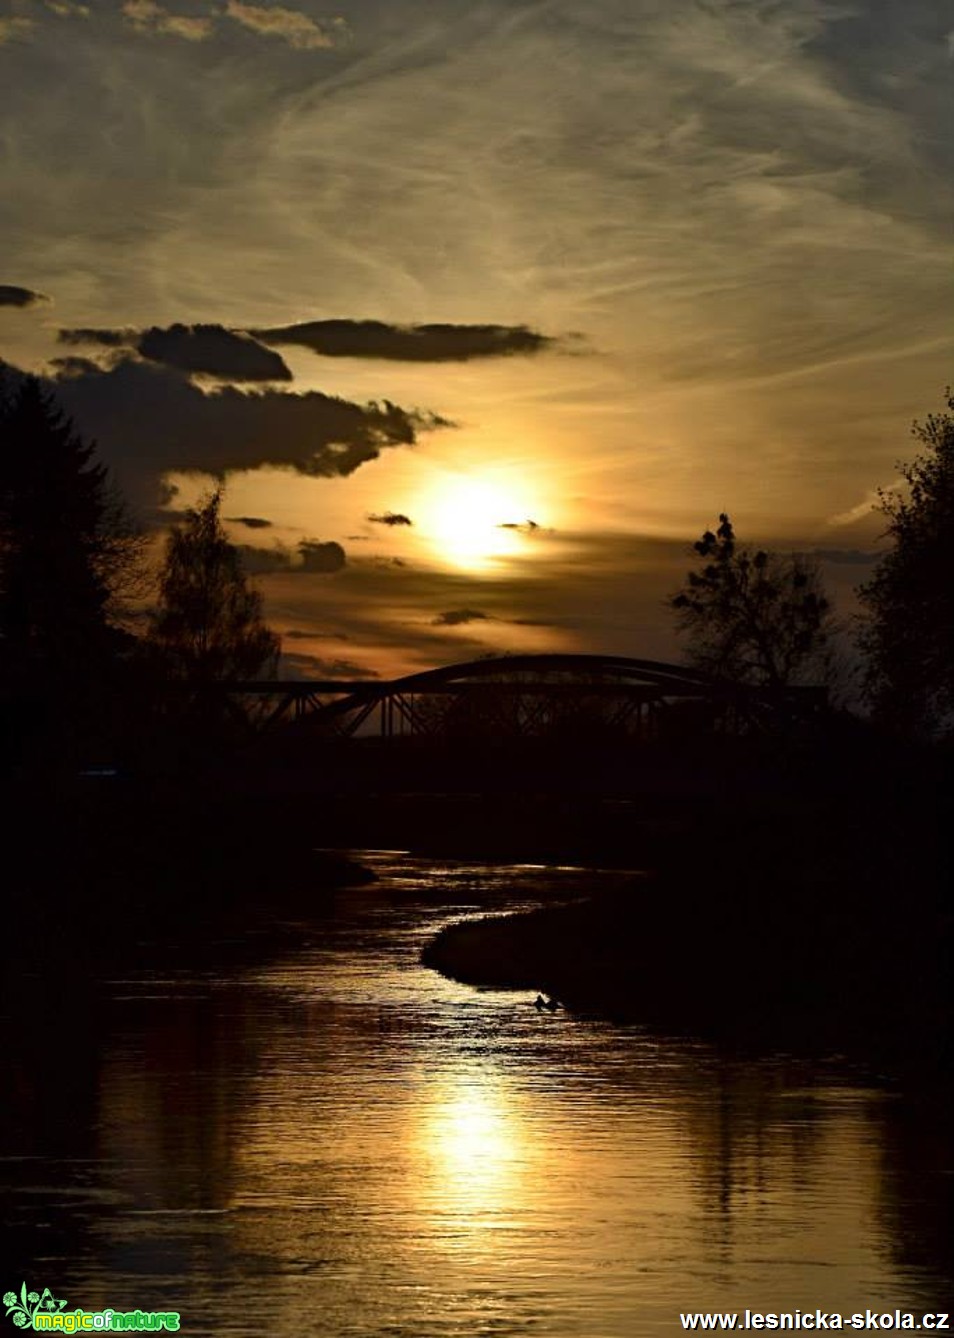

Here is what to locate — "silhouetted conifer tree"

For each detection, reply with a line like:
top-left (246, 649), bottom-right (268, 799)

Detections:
top-left (0, 375), bottom-right (144, 766)
top-left (0, 376), bottom-right (136, 671)
top-left (149, 491), bottom-right (280, 681)
top-left (858, 390), bottom-right (954, 739)
top-left (670, 514), bottom-right (832, 689)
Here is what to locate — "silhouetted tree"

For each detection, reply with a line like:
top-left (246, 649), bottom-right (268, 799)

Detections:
top-left (670, 514), bottom-right (832, 688)
top-left (0, 376), bottom-right (141, 675)
top-left (0, 375), bottom-right (146, 768)
top-left (858, 390), bottom-right (954, 739)
top-left (149, 491), bottom-right (280, 681)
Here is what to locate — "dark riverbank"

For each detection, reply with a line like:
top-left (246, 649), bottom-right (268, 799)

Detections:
top-left (4, 768), bottom-right (376, 974)
top-left (6, 723), bottom-right (951, 1070)
top-left (422, 778), bottom-right (952, 1073)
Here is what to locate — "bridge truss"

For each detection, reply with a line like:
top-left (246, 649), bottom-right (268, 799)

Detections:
top-left (211, 654), bottom-right (827, 740)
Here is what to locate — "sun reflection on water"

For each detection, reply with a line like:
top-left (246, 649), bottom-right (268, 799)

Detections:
top-left (413, 1071), bottom-right (533, 1244)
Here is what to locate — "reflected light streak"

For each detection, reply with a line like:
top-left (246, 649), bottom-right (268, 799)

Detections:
top-left (414, 1073), bottom-right (532, 1244)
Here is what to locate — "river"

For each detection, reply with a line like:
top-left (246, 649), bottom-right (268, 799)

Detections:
top-left (2, 853), bottom-right (951, 1337)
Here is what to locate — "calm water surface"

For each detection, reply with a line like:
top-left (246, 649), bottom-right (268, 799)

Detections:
top-left (2, 854), bottom-right (951, 1337)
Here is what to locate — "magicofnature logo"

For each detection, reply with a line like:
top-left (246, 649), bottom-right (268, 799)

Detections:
top-left (4, 1286), bottom-right (179, 1333)
top-left (4, 1286), bottom-right (67, 1329)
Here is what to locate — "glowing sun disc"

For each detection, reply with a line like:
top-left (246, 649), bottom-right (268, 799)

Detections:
top-left (420, 474), bottom-right (539, 570)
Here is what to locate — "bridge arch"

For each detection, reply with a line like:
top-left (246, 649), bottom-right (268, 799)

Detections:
top-left (239, 653), bottom-right (826, 739)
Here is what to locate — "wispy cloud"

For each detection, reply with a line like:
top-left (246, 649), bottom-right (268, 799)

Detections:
top-left (121, 0), bottom-right (214, 41)
top-left (826, 486), bottom-right (898, 529)
top-left (44, 0), bottom-right (90, 16)
top-left (118, 0), bottom-right (345, 46)
top-left (222, 0), bottom-right (343, 50)
top-left (0, 17), bottom-right (33, 44)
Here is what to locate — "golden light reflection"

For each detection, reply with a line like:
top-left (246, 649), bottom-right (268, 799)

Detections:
top-left (414, 1073), bottom-right (530, 1242)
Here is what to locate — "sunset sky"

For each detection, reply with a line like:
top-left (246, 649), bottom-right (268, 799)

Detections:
top-left (2, 0), bottom-right (951, 678)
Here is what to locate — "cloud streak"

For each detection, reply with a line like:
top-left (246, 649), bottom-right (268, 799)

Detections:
top-left (253, 320), bottom-right (557, 362)
top-left (0, 17), bottom-right (33, 43)
top-left (121, 0), bottom-right (213, 41)
top-left (0, 285), bottom-right (48, 307)
top-left (432, 608), bottom-right (490, 626)
top-left (117, 0), bottom-right (344, 45)
top-left (228, 515), bottom-right (273, 529)
top-left (223, 0), bottom-right (342, 50)
top-left (368, 511), bottom-right (413, 526)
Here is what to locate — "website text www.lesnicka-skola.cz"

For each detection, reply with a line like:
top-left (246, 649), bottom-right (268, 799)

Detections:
top-left (679, 1311), bottom-right (950, 1331)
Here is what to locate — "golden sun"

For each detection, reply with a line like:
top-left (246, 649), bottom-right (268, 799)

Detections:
top-left (417, 473), bottom-right (541, 571)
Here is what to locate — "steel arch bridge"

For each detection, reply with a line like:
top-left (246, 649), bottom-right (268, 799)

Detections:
top-left (215, 654), bottom-right (827, 739)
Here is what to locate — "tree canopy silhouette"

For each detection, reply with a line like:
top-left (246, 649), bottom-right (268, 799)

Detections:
top-left (858, 390), bottom-right (954, 739)
top-left (670, 514), bottom-right (832, 689)
top-left (149, 491), bottom-right (280, 681)
top-left (0, 375), bottom-right (140, 676)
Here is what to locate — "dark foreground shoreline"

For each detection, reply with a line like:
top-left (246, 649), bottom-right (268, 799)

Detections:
top-left (6, 728), bottom-right (951, 1076)
top-left (421, 794), bottom-right (952, 1077)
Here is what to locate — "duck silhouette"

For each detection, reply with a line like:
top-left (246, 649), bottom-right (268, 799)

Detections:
top-left (534, 994), bottom-right (562, 1012)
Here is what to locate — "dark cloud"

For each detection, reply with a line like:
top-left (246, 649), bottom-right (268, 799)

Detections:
top-left (49, 356), bottom-right (102, 377)
top-left (368, 511), bottom-right (413, 526)
top-left (238, 539), bottom-right (346, 574)
top-left (298, 540), bottom-right (346, 573)
top-left (61, 322), bottom-right (292, 382)
top-left (60, 327), bottom-right (129, 347)
top-left (253, 319), bottom-right (555, 362)
top-left (237, 544), bottom-right (294, 574)
top-left (0, 285), bottom-right (49, 308)
top-left (229, 515), bottom-right (273, 529)
top-left (0, 357), bottom-right (445, 513)
top-left (432, 608), bottom-right (491, 626)
top-left (279, 652), bottom-right (379, 681)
